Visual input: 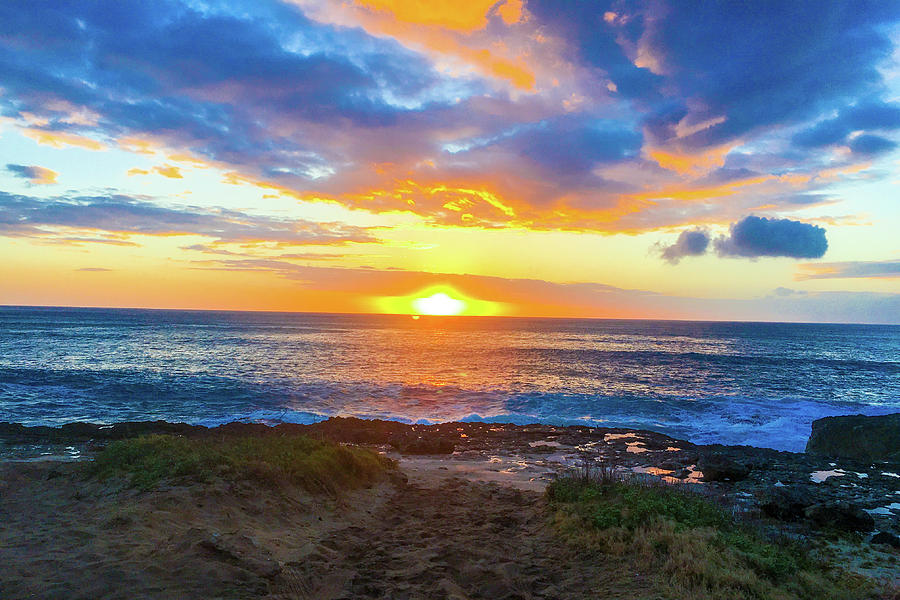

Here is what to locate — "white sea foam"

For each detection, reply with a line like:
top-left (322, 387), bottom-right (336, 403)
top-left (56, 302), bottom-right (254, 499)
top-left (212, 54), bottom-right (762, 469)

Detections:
top-left (2, 309), bottom-right (897, 453)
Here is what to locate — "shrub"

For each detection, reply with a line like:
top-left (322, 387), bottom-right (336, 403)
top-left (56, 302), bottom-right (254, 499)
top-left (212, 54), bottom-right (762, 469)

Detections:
top-left (89, 433), bottom-right (393, 493)
top-left (547, 475), bottom-right (877, 600)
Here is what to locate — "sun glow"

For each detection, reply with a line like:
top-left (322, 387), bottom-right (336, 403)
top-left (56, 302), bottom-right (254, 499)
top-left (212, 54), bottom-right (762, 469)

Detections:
top-left (412, 292), bottom-right (465, 315)
top-left (373, 285), bottom-right (504, 316)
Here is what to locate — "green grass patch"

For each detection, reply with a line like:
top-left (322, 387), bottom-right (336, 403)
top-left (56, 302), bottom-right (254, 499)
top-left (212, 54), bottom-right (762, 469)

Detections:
top-left (547, 476), bottom-right (877, 600)
top-left (88, 433), bottom-right (394, 493)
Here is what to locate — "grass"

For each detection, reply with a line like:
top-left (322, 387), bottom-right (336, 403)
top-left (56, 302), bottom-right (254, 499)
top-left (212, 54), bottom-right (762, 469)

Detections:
top-left (88, 433), bottom-right (394, 493)
top-left (547, 471), bottom-right (880, 600)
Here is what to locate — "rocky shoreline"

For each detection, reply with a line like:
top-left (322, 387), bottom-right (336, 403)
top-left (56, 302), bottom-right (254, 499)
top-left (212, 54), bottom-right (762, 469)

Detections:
top-left (2, 415), bottom-right (898, 546)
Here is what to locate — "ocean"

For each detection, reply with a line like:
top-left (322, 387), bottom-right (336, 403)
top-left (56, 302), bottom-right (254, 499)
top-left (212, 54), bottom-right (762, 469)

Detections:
top-left (1, 306), bottom-right (898, 452)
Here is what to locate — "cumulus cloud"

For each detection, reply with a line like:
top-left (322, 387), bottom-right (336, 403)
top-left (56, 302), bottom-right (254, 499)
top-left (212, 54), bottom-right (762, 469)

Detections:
top-left (6, 164), bottom-right (58, 184)
top-left (714, 216), bottom-right (827, 259)
top-left (656, 228), bottom-right (710, 263)
top-left (657, 216), bottom-right (828, 262)
top-left (0, 191), bottom-right (378, 246)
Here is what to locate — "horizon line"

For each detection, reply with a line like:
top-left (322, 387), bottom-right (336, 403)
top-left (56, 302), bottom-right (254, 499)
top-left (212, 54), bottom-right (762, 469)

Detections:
top-left (2, 303), bottom-right (897, 327)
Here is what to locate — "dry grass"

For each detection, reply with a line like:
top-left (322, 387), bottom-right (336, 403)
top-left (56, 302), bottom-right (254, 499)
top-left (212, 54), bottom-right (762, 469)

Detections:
top-left (548, 472), bottom-right (880, 600)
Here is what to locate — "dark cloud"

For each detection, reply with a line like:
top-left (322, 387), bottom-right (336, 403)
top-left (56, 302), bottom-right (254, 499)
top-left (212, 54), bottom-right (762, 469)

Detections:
top-left (656, 228), bottom-right (710, 263)
top-left (510, 117), bottom-right (642, 174)
top-left (0, 191), bottom-right (377, 246)
top-left (796, 260), bottom-right (900, 280)
top-left (0, 0), bottom-right (898, 232)
top-left (526, 0), bottom-right (663, 101)
top-left (714, 216), bottom-right (827, 259)
top-left (657, 216), bottom-right (828, 262)
top-left (642, 2), bottom-right (900, 148)
top-left (5, 163), bottom-right (57, 183)
top-left (793, 102), bottom-right (900, 152)
top-left (848, 134), bottom-right (897, 155)
top-left (0, 0), bottom-right (448, 176)
top-left (530, 1), bottom-right (900, 149)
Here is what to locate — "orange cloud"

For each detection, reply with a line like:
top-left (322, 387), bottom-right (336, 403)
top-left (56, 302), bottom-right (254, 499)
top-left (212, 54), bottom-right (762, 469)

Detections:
top-left (154, 165), bottom-right (183, 179)
top-left (297, 0), bottom-right (535, 90)
top-left (22, 128), bottom-right (105, 150)
top-left (118, 137), bottom-right (161, 155)
top-left (19, 165), bottom-right (59, 184)
top-left (647, 142), bottom-right (736, 177)
top-left (355, 0), bottom-right (520, 31)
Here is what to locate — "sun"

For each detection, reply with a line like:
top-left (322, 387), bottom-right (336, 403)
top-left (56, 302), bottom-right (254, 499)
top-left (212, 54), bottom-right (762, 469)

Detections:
top-left (372, 284), bottom-right (503, 316)
top-left (412, 292), bottom-right (466, 316)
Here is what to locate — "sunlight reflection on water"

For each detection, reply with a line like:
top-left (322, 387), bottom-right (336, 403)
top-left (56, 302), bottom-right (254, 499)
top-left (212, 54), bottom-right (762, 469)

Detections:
top-left (1, 307), bottom-right (898, 451)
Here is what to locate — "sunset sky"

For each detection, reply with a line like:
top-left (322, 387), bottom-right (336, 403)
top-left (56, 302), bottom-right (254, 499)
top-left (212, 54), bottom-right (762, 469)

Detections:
top-left (2, 0), bottom-right (899, 322)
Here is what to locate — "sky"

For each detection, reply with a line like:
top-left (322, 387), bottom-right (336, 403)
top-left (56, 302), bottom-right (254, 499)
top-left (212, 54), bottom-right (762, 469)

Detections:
top-left (1, 0), bottom-right (899, 323)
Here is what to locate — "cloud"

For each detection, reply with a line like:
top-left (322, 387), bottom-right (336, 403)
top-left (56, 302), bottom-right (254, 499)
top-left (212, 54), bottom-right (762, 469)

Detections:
top-left (5, 164), bottom-right (58, 184)
top-left (500, 117), bottom-right (643, 175)
top-left (190, 258), bottom-right (900, 324)
top-left (295, 0), bottom-right (536, 89)
top-left (792, 102), bottom-right (900, 152)
top-left (771, 287), bottom-right (807, 297)
top-left (657, 216), bottom-right (828, 262)
top-left (714, 216), bottom-right (827, 259)
top-left (847, 134), bottom-right (897, 155)
top-left (795, 260), bottom-right (900, 280)
top-left (656, 228), bottom-right (709, 263)
top-left (154, 165), bottom-right (183, 179)
top-left (0, 191), bottom-right (378, 246)
top-left (0, 0), bottom-right (898, 234)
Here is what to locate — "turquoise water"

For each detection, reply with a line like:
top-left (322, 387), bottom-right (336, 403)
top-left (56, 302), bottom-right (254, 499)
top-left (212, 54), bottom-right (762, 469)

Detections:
top-left (1, 306), bottom-right (898, 451)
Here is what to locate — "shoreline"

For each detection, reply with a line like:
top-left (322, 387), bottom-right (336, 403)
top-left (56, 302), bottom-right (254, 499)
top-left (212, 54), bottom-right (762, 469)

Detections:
top-left (2, 416), bottom-right (899, 598)
top-left (3, 416), bottom-right (899, 528)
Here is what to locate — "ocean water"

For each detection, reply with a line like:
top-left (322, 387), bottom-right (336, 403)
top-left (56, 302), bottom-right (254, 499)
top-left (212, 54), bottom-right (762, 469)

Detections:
top-left (1, 306), bottom-right (898, 452)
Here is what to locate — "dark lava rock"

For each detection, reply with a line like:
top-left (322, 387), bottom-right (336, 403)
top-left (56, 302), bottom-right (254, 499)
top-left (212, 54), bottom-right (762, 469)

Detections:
top-left (804, 501), bottom-right (875, 532)
top-left (0, 420), bottom-right (204, 444)
top-left (759, 486), bottom-right (816, 520)
top-left (698, 453), bottom-right (751, 482)
top-left (871, 531), bottom-right (900, 549)
top-left (391, 436), bottom-right (455, 455)
top-left (806, 413), bottom-right (900, 462)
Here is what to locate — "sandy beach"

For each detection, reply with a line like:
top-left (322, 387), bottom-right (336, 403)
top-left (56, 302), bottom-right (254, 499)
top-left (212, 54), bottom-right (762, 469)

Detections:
top-left (2, 418), bottom-right (899, 599)
top-left (2, 457), bottom-right (649, 599)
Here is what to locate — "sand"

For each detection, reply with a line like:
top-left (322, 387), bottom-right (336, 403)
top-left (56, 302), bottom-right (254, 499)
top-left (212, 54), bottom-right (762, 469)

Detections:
top-left (0, 459), bottom-right (652, 600)
top-left (4, 420), bottom-right (899, 598)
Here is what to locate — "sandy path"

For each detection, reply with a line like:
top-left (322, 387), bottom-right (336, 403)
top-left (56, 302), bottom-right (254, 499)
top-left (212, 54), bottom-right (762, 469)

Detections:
top-left (271, 475), bottom-right (651, 600)
top-left (1, 460), bottom-right (654, 600)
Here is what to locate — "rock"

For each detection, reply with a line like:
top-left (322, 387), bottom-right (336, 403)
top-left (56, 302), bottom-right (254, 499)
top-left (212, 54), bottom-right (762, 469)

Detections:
top-left (698, 453), bottom-right (751, 481)
top-left (871, 531), bottom-right (900, 548)
top-left (759, 486), bottom-right (816, 520)
top-left (806, 413), bottom-right (900, 462)
top-left (804, 501), bottom-right (875, 532)
top-left (391, 436), bottom-right (455, 455)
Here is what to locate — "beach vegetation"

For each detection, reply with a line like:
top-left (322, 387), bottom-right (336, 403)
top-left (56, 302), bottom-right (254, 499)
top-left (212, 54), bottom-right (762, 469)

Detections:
top-left (88, 433), bottom-right (393, 493)
top-left (547, 471), bottom-right (879, 600)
